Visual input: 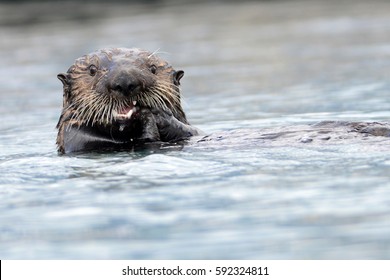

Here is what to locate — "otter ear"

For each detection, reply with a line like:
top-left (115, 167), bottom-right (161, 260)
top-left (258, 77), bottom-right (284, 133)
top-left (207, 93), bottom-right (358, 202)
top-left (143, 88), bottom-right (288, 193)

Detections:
top-left (57, 73), bottom-right (69, 86)
top-left (173, 70), bottom-right (184, 86)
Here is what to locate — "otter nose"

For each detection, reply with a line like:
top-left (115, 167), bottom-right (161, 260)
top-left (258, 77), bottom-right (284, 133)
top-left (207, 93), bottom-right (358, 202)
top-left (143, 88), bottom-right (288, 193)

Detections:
top-left (110, 75), bottom-right (142, 97)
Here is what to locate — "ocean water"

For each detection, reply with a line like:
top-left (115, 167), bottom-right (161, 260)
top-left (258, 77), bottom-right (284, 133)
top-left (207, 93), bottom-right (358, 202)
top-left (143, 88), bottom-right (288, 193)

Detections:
top-left (1, 0), bottom-right (390, 259)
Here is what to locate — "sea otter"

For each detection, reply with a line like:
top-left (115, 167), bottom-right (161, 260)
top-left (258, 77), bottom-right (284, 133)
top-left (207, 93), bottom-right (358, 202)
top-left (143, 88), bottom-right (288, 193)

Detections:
top-left (56, 48), bottom-right (201, 154)
top-left (56, 48), bottom-right (390, 154)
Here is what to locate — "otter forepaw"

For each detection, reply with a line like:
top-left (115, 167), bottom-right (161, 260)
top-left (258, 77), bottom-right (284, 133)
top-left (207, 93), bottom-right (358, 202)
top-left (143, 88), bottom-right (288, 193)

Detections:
top-left (150, 108), bottom-right (202, 142)
top-left (137, 108), bottom-right (161, 142)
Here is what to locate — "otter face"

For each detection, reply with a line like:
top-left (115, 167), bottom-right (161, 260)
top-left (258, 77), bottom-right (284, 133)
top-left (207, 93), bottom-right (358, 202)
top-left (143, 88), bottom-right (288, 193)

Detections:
top-left (56, 48), bottom-right (187, 153)
top-left (57, 48), bottom-right (186, 128)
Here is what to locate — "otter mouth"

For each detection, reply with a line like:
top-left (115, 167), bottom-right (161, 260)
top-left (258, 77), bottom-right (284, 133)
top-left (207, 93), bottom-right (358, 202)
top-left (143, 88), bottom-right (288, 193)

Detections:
top-left (112, 100), bottom-right (138, 120)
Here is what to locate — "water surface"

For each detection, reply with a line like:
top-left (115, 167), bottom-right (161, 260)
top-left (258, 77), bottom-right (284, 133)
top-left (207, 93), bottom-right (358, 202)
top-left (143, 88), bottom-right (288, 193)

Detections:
top-left (1, 0), bottom-right (390, 259)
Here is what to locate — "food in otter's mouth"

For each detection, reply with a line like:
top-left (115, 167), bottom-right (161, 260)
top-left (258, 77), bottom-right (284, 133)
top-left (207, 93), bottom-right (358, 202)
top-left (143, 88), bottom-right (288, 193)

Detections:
top-left (113, 101), bottom-right (138, 120)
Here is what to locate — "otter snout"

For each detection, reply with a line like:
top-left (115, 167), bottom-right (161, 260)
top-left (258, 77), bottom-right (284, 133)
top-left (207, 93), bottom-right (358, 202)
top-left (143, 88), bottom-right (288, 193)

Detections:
top-left (108, 68), bottom-right (146, 97)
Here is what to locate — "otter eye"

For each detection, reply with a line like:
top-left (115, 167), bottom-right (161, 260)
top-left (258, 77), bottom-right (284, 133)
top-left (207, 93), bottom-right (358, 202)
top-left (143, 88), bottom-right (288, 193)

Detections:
top-left (88, 65), bottom-right (98, 76)
top-left (149, 65), bottom-right (157, 74)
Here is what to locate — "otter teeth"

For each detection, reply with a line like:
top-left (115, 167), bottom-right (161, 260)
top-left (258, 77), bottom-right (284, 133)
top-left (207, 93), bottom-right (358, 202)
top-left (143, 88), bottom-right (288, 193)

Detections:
top-left (123, 109), bottom-right (134, 118)
top-left (113, 102), bottom-right (137, 119)
top-left (113, 108), bottom-right (136, 119)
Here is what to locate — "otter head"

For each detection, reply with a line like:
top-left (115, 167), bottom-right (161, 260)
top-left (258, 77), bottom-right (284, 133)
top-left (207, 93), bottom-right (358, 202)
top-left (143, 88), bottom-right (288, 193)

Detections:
top-left (56, 48), bottom-right (187, 153)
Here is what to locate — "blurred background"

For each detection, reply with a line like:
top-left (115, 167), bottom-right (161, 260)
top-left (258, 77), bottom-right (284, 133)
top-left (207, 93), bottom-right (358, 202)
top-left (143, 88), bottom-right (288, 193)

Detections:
top-left (0, 0), bottom-right (390, 259)
top-left (2, 0), bottom-right (389, 126)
